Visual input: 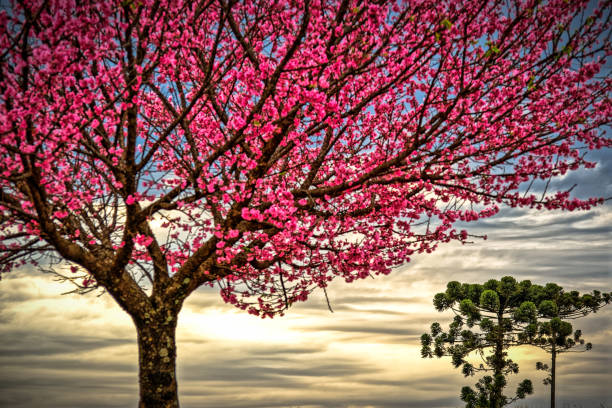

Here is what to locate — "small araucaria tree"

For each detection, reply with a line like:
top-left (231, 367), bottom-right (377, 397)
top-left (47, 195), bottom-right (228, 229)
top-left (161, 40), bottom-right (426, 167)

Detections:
top-left (1, 0), bottom-right (610, 406)
top-left (421, 277), bottom-right (538, 407)
top-left (526, 285), bottom-right (611, 408)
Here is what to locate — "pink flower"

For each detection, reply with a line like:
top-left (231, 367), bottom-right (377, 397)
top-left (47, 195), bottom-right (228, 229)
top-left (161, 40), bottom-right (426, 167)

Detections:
top-left (53, 210), bottom-right (69, 219)
top-left (134, 234), bottom-right (153, 247)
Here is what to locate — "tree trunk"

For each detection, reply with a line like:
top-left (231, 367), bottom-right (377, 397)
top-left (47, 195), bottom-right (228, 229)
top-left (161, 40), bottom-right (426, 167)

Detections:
top-left (551, 344), bottom-right (556, 408)
top-left (135, 315), bottom-right (180, 408)
top-left (492, 314), bottom-right (505, 408)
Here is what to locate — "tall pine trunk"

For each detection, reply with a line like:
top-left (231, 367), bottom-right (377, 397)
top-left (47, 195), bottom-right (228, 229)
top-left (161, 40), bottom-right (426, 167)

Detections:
top-left (550, 344), bottom-right (556, 408)
top-left (491, 313), bottom-right (505, 408)
top-left (135, 312), bottom-right (180, 408)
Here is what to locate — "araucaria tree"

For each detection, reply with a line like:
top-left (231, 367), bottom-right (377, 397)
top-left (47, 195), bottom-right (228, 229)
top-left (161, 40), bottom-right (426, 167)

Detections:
top-left (421, 277), bottom-right (537, 407)
top-left (1, 0), bottom-right (610, 406)
top-left (528, 285), bottom-right (611, 408)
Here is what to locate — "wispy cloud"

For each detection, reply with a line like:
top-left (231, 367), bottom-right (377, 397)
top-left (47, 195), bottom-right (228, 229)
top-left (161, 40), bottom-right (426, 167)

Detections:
top-left (1, 203), bottom-right (610, 408)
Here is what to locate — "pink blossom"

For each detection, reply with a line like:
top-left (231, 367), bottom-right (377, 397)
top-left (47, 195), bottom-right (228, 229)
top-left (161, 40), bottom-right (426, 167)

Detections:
top-left (53, 210), bottom-right (69, 219)
top-left (0, 0), bottom-right (609, 320)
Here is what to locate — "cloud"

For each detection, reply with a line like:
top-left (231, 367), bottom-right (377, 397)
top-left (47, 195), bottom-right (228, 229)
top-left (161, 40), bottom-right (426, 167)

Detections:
top-left (1, 203), bottom-right (610, 408)
top-left (0, 330), bottom-right (132, 357)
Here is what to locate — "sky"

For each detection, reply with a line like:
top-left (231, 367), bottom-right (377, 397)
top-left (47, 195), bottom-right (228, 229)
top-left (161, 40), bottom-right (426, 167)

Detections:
top-left (1, 1), bottom-right (611, 406)
top-left (1, 153), bottom-right (611, 408)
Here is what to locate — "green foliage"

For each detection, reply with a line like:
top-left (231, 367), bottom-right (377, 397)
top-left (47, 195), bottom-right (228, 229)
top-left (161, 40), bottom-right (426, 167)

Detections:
top-left (460, 375), bottom-right (533, 408)
top-left (516, 379), bottom-right (534, 399)
top-left (531, 288), bottom-right (609, 404)
top-left (480, 290), bottom-right (500, 312)
top-left (484, 41), bottom-right (502, 57)
top-left (421, 277), bottom-right (536, 407)
top-left (537, 300), bottom-right (557, 317)
top-left (421, 277), bottom-right (611, 408)
top-left (530, 288), bottom-right (610, 353)
top-left (514, 301), bottom-right (537, 323)
top-left (434, 292), bottom-right (450, 311)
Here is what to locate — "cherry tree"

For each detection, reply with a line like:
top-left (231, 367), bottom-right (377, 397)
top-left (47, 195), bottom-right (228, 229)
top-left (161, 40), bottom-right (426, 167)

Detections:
top-left (1, 0), bottom-right (610, 406)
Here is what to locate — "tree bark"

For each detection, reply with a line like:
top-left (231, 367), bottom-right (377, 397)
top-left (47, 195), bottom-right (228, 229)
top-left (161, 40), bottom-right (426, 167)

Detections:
top-left (135, 314), bottom-right (180, 408)
top-left (551, 343), bottom-right (556, 408)
top-left (492, 313), bottom-right (504, 408)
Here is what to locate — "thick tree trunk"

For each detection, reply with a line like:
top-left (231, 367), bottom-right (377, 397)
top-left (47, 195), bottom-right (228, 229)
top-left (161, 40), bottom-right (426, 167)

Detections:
top-left (550, 345), bottom-right (556, 408)
top-left (135, 316), bottom-right (180, 408)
